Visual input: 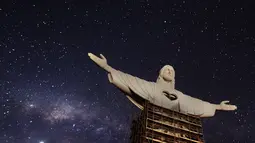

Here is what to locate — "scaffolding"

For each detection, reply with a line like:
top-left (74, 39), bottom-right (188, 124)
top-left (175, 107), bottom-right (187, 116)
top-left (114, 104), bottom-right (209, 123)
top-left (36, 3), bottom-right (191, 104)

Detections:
top-left (130, 101), bottom-right (205, 143)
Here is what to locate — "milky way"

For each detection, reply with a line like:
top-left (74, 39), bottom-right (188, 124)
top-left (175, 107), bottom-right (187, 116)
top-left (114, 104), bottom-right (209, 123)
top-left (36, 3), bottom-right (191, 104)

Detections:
top-left (1, 74), bottom-right (133, 143)
top-left (1, 78), bottom-right (133, 143)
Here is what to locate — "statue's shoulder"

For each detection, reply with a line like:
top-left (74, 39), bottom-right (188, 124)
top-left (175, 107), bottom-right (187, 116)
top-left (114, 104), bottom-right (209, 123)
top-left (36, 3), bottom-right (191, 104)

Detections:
top-left (173, 89), bottom-right (183, 94)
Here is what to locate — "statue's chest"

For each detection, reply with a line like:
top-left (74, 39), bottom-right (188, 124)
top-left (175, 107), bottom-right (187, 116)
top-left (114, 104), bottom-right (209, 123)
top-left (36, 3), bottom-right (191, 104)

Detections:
top-left (158, 87), bottom-right (180, 102)
top-left (152, 87), bottom-right (180, 111)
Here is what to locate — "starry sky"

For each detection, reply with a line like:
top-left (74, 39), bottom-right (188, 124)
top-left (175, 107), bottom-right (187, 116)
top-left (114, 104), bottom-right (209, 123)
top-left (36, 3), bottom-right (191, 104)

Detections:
top-left (1, 0), bottom-right (255, 143)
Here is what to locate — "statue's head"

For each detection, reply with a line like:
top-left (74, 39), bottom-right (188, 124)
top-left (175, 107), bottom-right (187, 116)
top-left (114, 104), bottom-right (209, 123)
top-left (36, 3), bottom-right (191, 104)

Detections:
top-left (156, 65), bottom-right (175, 88)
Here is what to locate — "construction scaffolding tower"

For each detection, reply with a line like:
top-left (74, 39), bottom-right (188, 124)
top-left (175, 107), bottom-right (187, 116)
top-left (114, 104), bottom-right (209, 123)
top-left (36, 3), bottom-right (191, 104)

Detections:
top-left (130, 101), bottom-right (205, 143)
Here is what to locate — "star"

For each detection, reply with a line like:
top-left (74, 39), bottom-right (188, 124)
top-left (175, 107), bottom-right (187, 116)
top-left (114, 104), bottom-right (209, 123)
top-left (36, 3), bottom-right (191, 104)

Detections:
top-left (29, 104), bottom-right (35, 108)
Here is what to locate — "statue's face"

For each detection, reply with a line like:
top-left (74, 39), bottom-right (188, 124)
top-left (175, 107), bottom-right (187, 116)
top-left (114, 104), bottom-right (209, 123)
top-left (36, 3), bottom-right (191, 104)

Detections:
top-left (162, 67), bottom-right (174, 82)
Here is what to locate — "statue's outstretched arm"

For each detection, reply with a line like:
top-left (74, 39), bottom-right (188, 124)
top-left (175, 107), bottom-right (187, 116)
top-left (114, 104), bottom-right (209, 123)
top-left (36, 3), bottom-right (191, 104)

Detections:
top-left (200, 100), bottom-right (237, 117)
top-left (88, 53), bottom-right (131, 94)
top-left (88, 53), bottom-right (113, 73)
top-left (181, 94), bottom-right (237, 117)
top-left (214, 100), bottom-right (237, 111)
top-left (88, 53), bottom-right (155, 100)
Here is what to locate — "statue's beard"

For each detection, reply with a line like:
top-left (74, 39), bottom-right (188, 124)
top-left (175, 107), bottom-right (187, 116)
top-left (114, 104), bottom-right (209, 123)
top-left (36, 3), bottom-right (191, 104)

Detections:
top-left (163, 77), bottom-right (173, 83)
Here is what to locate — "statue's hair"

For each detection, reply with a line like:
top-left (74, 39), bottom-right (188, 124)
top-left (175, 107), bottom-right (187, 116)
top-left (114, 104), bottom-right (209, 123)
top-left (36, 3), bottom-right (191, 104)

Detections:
top-left (156, 65), bottom-right (175, 87)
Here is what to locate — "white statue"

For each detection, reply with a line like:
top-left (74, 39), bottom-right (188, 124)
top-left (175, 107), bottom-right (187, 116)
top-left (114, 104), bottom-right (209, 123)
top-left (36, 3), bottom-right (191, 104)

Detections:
top-left (88, 53), bottom-right (237, 117)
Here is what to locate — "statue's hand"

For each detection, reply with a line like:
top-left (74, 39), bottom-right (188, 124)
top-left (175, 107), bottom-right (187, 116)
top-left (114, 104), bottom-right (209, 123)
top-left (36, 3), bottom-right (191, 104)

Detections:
top-left (219, 100), bottom-right (237, 111)
top-left (88, 53), bottom-right (111, 72)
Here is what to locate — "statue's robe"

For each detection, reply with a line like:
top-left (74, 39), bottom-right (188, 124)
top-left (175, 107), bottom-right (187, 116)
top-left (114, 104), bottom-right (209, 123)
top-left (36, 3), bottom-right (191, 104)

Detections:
top-left (108, 69), bottom-right (217, 117)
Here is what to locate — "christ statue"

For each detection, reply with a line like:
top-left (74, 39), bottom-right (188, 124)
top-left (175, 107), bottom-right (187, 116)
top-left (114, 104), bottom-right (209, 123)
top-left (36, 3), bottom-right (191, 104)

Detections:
top-left (88, 53), bottom-right (237, 117)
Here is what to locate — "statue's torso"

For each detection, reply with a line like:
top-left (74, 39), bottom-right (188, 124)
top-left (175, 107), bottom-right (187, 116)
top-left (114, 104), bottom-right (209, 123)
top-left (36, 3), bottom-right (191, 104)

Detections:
top-left (150, 84), bottom-right (206, 116)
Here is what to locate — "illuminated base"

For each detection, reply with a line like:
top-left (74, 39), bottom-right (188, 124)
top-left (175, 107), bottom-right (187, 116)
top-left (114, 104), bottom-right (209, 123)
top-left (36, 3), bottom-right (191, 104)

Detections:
top-left (130, 101), bottom-right (205, 143)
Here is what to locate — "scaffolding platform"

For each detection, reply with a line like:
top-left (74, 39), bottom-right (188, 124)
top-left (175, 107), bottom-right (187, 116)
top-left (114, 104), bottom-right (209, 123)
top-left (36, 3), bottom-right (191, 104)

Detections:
top-left (130, 101), bottom-right (205, 143)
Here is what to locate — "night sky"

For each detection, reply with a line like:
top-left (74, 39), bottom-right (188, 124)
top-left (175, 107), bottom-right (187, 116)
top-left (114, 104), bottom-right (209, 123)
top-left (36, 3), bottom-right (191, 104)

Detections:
top-left (1, 0), bottom-right (255, 143)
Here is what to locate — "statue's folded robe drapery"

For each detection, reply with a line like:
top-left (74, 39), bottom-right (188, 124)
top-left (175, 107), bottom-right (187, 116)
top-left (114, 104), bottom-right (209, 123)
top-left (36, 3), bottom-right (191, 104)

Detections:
top-left (108, 69), bottom-right (217, 117)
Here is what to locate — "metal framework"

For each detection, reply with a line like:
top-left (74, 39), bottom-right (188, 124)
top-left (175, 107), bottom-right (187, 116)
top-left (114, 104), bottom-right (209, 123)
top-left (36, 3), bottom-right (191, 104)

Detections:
top-left (130, 101), bottom-right (205, 143)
